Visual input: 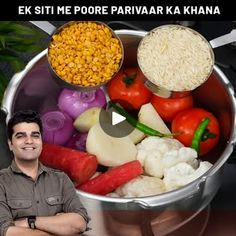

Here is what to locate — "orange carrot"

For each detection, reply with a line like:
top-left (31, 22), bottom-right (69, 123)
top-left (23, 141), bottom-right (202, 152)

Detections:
top-left (78, 160), bottom-right (143, 195)
top-left (40, 143), bottom-right (98, 184)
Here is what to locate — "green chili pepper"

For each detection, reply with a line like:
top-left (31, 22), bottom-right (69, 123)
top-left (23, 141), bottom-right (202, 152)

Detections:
top-left (191, 117), bottom-right (210, 153)
top-left (109, 101), bottom-right (174, 138)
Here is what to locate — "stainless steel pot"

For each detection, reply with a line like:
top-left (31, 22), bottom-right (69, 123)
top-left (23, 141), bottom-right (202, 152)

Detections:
top-left (1, 29), bottom-right (236, 236)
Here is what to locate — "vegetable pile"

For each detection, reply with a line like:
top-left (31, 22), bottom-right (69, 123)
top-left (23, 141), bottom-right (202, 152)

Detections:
top-left (39, 65), bottom-right (220, 198)
top-left (41, 87), bottom-right (106, 148)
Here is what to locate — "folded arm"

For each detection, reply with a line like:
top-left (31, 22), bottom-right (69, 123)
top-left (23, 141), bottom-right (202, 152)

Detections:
top-left (35, 212), bottom-right (87, 235)
top-left (6, 226), bottom-right (53, 236)
top-left (12, 212), bottom-right (86, 236)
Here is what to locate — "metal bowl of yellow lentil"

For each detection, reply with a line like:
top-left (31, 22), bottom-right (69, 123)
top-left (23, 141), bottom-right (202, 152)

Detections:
top-left (47, 21), bottom-right (124, 90)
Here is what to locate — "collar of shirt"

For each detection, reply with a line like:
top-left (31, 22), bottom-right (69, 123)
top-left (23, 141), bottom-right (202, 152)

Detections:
top-left (10, 160), bottom-right (50, 176)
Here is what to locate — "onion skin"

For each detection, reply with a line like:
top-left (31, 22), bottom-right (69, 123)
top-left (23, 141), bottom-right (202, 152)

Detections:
top-left (66, 132), bottom-right (88, 152)
top-left (41, 110), bottom-right (74, 145)
top-left (58, 88), bottom-right (106, 119)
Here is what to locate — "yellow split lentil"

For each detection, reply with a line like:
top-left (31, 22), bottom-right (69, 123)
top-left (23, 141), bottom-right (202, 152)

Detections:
top-left (48, 21), bottom-right (123, 87)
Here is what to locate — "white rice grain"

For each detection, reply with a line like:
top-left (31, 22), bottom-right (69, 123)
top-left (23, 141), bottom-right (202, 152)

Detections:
top-left (137, 25), bottom-right (214, 91)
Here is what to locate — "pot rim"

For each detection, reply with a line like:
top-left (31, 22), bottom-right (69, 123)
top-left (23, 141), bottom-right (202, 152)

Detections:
top-left (1, 48), bottom-right (48, 122)
top-left (2, 29), bottom-right (236, 207)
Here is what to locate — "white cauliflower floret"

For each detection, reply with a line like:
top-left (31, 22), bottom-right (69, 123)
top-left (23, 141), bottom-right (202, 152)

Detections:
top-left (106, 192), bottom-right (120, 198)
top-left (114, 175), bottom-right (165, 197)
top-left (137, 136), bottom-right (183, 157)
top-left (163, 161), bottom-right (213, 191)
top-left (136, 136), bottom-right (198, 178)
top-left (163, 147), bottom-right (199, 169)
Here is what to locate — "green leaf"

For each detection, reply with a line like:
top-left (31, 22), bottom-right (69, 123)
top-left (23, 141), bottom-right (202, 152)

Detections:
top-left (0, 36), bottom-right (5, 48)
top-left (0, 21), bottom-right (12, 32)
top-left (0, 81), bottom-right (7, 94)
top-left (0, 49), bottom-right (25, 72)
top-left (3, 34), bottom-right (32, 42)
top-left (4, 35), bottom-right (44, 46)
top-left (0, 70), bottom-right (8, 87)
top-left (0, 70), bottom-right (8, 104)
top-left (0, 49), bottom-right (20, 62)
top-left (201, 129), bottom-right (217, 141)
top-left (0, 22), bottom-right (45, 38)
top-left (9, 59), bottom-right (25, 72)
top-left (10, 44), bottom-right (44, 53)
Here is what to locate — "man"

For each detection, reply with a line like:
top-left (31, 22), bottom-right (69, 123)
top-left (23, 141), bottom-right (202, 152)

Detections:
top-left (0, 110), bottom-right (90, 236)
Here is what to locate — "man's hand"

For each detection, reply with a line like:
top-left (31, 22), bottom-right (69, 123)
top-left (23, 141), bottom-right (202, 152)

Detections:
top-left (6, 226), bottom-right (54, 236)
top-left (35, 213), bottom-right (87, 235)
top-left (14, 218), bottom-right (28, 228)
top-left (55, 212), bottom-right (65, 216)
top-left (12, 213), bottom-right (88, 235)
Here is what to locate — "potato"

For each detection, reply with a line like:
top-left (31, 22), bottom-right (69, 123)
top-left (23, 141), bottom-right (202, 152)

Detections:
top-left (128, 128), bottom-right (145, 144)
top-left (86, 123), bottom-right (137, 167)
top-left (138, 103), bottom-right (171, 134)
top-left (74, 107), bottom-right (102, 132)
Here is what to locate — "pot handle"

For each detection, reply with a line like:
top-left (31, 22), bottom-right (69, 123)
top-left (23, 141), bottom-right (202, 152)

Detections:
top-left (209, 29), bottom-right (236, 48)
top-left (0, 107), bottom-right (7, 122)
top-left (1, 96), bottom-right (10, 124)
top-left (0, 107), bottom-right (14, 168)
top-left (29, 21), bottom-right (56, 35)
top-left (106, 21), bottom-right (144, 31)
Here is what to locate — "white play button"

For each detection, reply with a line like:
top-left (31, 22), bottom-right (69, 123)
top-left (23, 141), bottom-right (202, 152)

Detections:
top-left (112, 111), bottom-right (126, 126)
top-left (99, 100), bottom-right (135, 138)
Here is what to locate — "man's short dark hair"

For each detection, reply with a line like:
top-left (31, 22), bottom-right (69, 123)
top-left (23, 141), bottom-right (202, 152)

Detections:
top-left (7, 110), bottom-right (43, 140)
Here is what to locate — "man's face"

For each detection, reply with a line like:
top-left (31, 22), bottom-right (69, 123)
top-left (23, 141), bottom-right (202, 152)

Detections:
top-left (8, 122), bottom-right (43, 162)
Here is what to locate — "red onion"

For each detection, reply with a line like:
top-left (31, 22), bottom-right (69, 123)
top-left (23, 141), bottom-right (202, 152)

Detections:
top-left (66, 132), bottom-right (88, 152)
top-left (58, 88), bottom-right (106, 119)
top-left (41, 110), bottom-right (74, 145)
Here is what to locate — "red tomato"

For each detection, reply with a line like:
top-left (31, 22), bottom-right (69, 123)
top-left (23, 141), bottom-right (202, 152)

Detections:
top-left (151, 94), bottom-right (193, 122)
top-left (171, 91), bottom-right (191, 98)
top-left (107, 67), bottom-right (152, 110)
top-left (171, 108), bottom-right (220, 156)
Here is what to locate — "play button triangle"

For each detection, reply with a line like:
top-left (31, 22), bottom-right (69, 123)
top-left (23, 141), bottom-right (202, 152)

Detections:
top-left (112, 111), bottom-right (126, 126)
top-left (99, 100), bottom-right (135, 138)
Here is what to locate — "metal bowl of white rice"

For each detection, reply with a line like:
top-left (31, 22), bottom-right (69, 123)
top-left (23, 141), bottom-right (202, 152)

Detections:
top-left (137, 24), bottom-right (215, 94)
